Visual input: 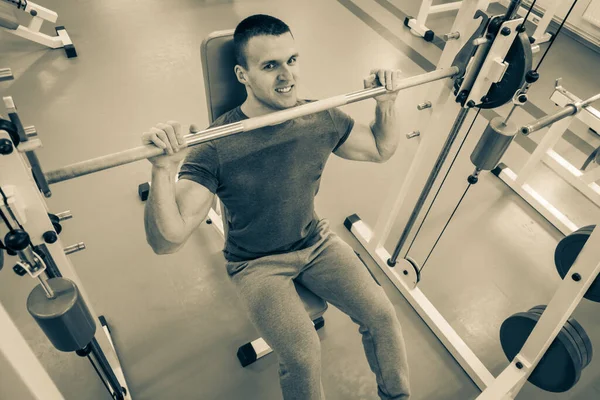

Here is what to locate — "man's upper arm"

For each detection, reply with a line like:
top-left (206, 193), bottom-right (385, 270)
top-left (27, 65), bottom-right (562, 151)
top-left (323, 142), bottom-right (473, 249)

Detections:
top-left (175, 179), bottom-right (215, 239)
top-left (329, 107), bottom-right (382, 162)
top-left (176, 141), bottom-right (219, 239)
top-left (333, 122), bottom-right (382, 162)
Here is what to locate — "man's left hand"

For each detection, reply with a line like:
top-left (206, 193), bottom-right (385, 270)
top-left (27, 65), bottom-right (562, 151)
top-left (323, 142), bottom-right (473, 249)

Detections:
top-left (364, 69), bottom-right (404, 103)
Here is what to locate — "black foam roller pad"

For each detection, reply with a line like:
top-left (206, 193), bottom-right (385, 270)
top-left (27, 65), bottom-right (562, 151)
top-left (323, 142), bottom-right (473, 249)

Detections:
top-left (237, 343), bottom-right (258, 367)
top-left (139, 182), bottom-right (150, 201)
top-left (344, 214), bottom-right (361, 231)
top-left (314, 316), bottom-right (325, 330)
top-left (27, 278), bottom-right (96, 352)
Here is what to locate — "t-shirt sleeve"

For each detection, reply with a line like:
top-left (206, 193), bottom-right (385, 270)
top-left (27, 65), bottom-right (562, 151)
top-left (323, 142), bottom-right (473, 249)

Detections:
top-left (328, 107), bottom-right (355, 152)
top-left (177, 141), bottom-right (219, 194)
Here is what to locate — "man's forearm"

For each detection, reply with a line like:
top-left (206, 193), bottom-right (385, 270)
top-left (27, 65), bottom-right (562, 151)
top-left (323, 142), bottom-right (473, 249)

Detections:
top-left (371, 100), bottom-right (400, 161)
top-left (144, 165), bottom-right (186, 252)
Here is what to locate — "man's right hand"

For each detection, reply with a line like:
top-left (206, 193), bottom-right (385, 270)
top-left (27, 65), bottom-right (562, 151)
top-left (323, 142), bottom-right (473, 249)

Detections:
top-left (143, 121), bottom-right (195, 167)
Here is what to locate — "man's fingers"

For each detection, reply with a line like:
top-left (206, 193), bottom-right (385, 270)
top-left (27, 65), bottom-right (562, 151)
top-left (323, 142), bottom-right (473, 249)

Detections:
top-left (386, 70), bottom-right (393, 90)
top-left (166, 120), bottom-right (186, 147)
top-left (189, 123), bottom-right (201, 134)
top-left (364, 73), bottom-right (377, 88)
top-left (150, 127), bottom-right (173, 154)
top-left (157, 123), bottom-right (179, 151)
top-left (143, 131), bottom-right (163, 148)
top-left (377, 70), bottom-right (386, 89)
top-left (393, 70), bottom-right (403, 91)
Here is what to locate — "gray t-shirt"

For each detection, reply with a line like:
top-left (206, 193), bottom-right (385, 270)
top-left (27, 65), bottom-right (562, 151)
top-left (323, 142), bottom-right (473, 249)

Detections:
top-left (178, 100), bottom-right (354, 262)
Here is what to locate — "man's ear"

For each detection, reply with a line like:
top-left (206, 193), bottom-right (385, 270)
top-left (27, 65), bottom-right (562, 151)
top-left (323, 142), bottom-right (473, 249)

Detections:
top-left (234, 65), bottom-right (248, 85)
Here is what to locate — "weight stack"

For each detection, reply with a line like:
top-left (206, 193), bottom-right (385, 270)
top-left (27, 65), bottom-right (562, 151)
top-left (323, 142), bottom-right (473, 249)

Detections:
top-left (27, 277), bottom-right (96, 352)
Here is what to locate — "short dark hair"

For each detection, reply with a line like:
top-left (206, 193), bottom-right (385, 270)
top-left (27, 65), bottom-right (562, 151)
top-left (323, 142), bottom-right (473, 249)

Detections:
top-left (234, 14), bottom-right (292, 69)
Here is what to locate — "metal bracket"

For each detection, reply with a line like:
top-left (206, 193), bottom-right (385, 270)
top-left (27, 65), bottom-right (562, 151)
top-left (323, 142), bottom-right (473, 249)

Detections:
top-left (451, 9), bottom-right (490, 93)
top-left (553, 78), bottom-right (582, 104)
top-left (15, 251), bottom-right (47, 278)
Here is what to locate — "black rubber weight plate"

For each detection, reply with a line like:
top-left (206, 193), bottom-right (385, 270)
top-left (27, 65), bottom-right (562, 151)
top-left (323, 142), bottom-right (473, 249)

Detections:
top-left (528, 306), bottom-right (591, 369)
top-left (555, 225), bottom-right (600, 302)
top-left (500, 312), bottom-right (582, 392)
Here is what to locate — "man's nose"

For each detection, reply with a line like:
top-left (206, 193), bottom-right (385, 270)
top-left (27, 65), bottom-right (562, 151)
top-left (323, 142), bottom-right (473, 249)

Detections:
top-left (278, 65), bottom-right (293, 81)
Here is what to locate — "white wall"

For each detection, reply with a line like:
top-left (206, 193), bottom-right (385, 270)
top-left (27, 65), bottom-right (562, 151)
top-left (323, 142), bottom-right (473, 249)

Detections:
top-left (532, 0), bottom-right (600, 45)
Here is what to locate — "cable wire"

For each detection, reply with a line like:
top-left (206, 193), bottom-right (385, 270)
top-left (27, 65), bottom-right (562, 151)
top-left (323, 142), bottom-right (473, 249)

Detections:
top-left (405, 109), bottom-right (481, 259)
top-left (521, 0), bottom-right (537, 28)
top-left (0, 188), bottom-right (15, 231)
top-left (87, 355), bottom-right (115, 399)
top-left (420, 183), bottom-right (473, 273)
top-left (534, 0), bottom-right (578, 72)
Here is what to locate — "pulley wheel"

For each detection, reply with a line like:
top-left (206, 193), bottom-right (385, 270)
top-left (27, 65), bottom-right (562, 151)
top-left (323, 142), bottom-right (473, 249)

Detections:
top-left (398, 256), bottom-right (421, 289)
top-left (500, 311), bottom-right (582, 392)
top-left (479, 32), bottom-right (533, 109)
top-left (555, 225), bottom-right (599, 302)
top-left (528, 305), bottom-right (593, 369)
top-left (27, 277), bottom-right (96, 352)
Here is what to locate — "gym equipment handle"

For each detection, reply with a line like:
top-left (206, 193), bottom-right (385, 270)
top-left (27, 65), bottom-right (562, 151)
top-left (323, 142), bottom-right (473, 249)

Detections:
top-left (521, 92), bottom-right (600, 135)
top-left (45, 67), bottom-right (459, 185)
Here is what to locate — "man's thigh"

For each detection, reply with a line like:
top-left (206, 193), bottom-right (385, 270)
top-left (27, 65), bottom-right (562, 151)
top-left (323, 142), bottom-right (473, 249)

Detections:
top-left (227, 255), bottom-right (318, 354)
top-left (296, 233), bottom-right (392, 321)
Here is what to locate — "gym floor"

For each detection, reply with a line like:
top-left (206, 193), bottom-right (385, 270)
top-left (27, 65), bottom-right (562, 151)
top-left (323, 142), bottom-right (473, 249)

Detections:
top-left (1, 1), bottom-right (599, 399)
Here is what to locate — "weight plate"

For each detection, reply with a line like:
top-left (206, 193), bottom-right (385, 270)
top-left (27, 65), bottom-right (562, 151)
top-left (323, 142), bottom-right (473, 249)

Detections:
top-left (527, 306), bottom-right (584, 368)
top-left (567, 318), bottom-right (593, 368)
top-left (500, 311), bottom-right (582, 392)
top-left (555, 225), bottom-right (600, 302)
top-left (528, 306), bottom-right (589, 369)
top-left (479, 32), bottom-right (533, 109)
top-left (529, 305), bottom-right (593, 369)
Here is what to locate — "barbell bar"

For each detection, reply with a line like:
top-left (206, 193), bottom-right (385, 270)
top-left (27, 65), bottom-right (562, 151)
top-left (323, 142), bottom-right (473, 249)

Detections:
top-left (44, 67), bottom-right (460, 185)
top-left (521, 92), bottom-right (600, 136)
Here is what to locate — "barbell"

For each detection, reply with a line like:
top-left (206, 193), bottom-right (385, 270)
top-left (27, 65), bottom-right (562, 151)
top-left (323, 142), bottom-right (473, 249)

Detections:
top-left (41, 67), bottom-right (459, 185)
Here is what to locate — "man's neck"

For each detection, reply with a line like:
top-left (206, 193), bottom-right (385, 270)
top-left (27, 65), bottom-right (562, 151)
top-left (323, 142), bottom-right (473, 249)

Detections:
top-left (240, 99), bottom-right (277, 118)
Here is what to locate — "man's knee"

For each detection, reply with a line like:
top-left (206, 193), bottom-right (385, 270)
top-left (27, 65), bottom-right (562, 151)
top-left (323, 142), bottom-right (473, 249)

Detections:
top-left (366, 294), bottom-right (400, 329)
top-left (279, 332), bottom-right (321, 374)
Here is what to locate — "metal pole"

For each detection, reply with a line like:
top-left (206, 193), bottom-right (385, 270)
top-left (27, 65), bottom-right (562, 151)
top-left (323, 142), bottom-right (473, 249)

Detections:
top-left (504, 0), bottom-right (525, 20)
top-left (521, 92), bottom-right (600, 135)
top-left (45, 67), bottom-right (459, 185)
top-left (389, 107), bottom-right (471, 264)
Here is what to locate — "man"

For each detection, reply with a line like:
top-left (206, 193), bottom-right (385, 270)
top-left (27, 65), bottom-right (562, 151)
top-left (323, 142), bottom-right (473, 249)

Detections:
top-left (143, 14), bottom-right (410, 400)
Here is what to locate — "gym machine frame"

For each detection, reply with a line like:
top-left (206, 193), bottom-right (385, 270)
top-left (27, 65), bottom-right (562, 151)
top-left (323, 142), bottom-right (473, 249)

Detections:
top-left (0, 0), bottom-right (76, 58)
top-left (345, 0), bottom-right (599, 398)
top-left (406, 0), bottom-right (557, 44)
top-left (0, 1), bottom-right (591, 398)
top-left (0, 97), bottom-right (131, 399)
top-left (493, 79), bottom-right (600, 235)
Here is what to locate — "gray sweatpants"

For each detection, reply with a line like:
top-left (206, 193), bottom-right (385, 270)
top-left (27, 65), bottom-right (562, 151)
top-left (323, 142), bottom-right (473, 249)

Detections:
top-left (226, 218), bottom-right (411, 400)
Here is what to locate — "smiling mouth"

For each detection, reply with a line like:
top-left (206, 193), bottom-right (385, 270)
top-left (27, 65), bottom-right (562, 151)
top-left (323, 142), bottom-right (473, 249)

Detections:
top-left (275, 85), bottom-right (294, 93)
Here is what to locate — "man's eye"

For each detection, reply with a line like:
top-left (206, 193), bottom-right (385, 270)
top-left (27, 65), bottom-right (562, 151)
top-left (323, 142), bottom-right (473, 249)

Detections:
top-left (264, 63), bottom-right (275, 70)
top-left (288, 57), bottom-right (297, 65)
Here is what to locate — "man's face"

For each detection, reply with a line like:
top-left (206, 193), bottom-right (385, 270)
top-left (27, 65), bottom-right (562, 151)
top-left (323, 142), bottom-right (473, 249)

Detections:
top-left (241, 33), bottom-right (299, 110)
